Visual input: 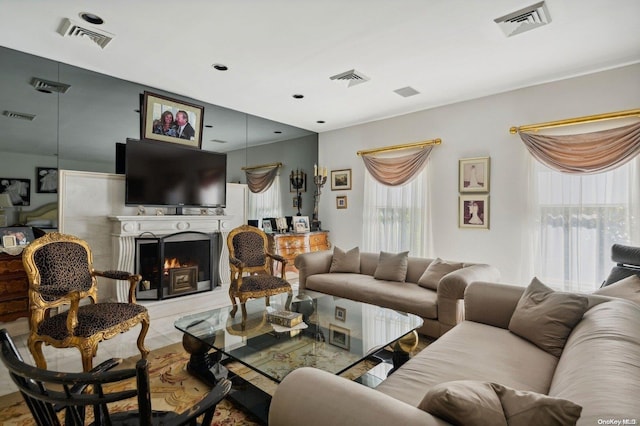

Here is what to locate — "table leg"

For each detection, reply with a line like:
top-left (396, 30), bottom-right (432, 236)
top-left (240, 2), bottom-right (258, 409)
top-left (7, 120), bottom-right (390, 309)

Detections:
top-left (182, 334), bottom-right (228, 386)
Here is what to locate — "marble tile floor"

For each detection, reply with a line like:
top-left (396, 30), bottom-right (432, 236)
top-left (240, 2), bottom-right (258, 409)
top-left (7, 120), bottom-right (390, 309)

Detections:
top-left (0, 275), bottom-right (299, 397)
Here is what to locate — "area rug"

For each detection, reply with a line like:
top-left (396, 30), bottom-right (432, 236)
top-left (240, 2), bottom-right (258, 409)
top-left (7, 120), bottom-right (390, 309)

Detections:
top-left (0, 337), bottom-right (431, 425)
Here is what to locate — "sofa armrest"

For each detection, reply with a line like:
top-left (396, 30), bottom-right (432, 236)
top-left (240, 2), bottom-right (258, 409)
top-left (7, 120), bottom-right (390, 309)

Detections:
top-left (437, 264), bottom-right (501, 334)
top-left (269, 368), bottom-right (447, 426)
top-left (294, 251), bottom-right (333, 290)
top-left (464, 281), bottom-right (525, 329)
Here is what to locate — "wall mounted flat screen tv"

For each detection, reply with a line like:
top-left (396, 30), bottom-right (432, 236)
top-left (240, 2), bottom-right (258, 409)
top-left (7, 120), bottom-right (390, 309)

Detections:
top-left (125, 139), bottom-right (227, 208)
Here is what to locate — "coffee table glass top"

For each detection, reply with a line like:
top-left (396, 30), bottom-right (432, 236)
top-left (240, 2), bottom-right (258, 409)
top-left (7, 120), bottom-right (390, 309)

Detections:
top-left (174, 291), bottom-right (423, 383)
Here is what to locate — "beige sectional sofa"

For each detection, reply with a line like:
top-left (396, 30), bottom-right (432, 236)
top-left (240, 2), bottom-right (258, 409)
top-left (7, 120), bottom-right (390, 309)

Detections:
top-left (294, 250), bottom-right (501, 338)
top-left (270, 281), bottom-right (640, 425)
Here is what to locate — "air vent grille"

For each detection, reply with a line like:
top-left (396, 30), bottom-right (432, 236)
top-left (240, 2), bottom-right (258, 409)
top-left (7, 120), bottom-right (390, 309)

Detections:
top-left (57, 18), bottom-right (114, 49)
top-left (3, 110), bottom-right (36, 121)
top-left (394, 86), bottom-right (420, 98)
top-left (31, 77), bottom-right (71, 94)
top-left (330, 69), bottom-right (370, 87)
top-left (494, 1), bottom-right (551, 37)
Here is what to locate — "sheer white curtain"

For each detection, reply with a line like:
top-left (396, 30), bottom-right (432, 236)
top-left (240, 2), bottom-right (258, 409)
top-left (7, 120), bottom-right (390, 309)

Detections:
top-left (362, 167), bottom-right (432, 257)
top-left (248, 174), bottom-right (283, 221)
top-left (529, 156), bottom-right (640, 292)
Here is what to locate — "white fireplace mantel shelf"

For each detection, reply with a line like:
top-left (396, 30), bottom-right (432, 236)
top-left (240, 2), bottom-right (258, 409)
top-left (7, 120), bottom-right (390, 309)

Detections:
top-left (108, 215), bottom-right (235, 302)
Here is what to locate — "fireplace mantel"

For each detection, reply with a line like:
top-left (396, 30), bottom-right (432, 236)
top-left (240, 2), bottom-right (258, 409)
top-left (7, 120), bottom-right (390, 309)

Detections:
top-left (108, 215), bottom-right (235, 302)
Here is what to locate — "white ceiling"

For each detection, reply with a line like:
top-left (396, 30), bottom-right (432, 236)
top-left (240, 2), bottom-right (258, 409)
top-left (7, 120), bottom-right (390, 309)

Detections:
top-left (1, 0), bottom-right (639, 134)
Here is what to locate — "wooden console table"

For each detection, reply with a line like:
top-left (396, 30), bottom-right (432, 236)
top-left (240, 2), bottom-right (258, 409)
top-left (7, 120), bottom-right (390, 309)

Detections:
top-left (0, 252), bottom-right (30, 322)
top-left (267, 231), bottom-right (330, 273)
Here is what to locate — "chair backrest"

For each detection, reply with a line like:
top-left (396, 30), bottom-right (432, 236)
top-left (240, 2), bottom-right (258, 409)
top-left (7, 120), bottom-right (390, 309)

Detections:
top-left (227, 225), bottom-right (270, 270)
top-left (0, 328), bottom-right (153, 426)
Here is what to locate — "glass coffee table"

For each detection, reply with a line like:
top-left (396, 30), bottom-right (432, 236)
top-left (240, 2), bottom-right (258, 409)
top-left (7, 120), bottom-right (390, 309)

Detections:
top-left (175, 291), bottom-right (423, 423)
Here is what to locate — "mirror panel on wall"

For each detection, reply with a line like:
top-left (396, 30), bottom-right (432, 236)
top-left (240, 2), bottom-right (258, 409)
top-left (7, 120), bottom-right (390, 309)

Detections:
top-left (0, 46), bottom-right (317, 225)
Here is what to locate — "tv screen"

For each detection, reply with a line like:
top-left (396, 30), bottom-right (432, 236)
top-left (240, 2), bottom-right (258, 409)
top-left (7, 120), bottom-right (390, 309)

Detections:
top-left (125, 139), bottom-right (227, 208)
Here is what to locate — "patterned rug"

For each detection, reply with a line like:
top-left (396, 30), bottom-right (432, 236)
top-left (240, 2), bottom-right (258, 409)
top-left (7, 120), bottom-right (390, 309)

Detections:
top-left (0, 337), bottom-right (431, 425)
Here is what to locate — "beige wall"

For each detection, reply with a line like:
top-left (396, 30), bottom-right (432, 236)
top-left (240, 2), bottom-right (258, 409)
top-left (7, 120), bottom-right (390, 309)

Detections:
top-left (317, 63), bottom-right (640, 284)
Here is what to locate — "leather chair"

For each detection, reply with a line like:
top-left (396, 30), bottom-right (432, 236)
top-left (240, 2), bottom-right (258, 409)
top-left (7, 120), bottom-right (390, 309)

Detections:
top-left (601, 243), bottom-right (640, 287)
top-left (0, 328), bottom-right (232, 426)
top-left (22, 232), bottom-right (150, 372)
top-left (226, 225), bottom-right (292, 327)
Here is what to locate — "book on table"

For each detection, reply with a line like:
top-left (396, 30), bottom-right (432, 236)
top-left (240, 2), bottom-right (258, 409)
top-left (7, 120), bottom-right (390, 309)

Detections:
top-left (267, 309), bottom-right (303, 327)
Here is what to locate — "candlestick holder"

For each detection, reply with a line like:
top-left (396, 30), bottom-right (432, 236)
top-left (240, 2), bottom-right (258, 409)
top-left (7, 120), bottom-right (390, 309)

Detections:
top-left (289, 170), bottom-right (306, 216)
top-left (311, 174), bottom-right (327, 231)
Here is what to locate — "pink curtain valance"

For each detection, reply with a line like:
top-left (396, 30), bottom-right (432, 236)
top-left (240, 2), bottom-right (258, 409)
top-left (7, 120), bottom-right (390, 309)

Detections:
top-left (361, 147), bottom-right (433, 186)
top-left (519, 121), bottom-right (640, 174)
top-left (245, 167), bottom-right (279, 193)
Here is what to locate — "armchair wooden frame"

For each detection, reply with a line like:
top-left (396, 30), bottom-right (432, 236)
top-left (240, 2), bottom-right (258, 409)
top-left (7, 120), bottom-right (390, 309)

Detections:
top-left (227, 225), bottom-right (292, 327)
top-left (22, 232), bottom-right (150, 372)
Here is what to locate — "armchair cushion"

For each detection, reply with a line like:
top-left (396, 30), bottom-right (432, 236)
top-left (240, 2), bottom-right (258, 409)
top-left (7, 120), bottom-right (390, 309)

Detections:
top-left (374, 251), bottom-right (409, 282)
top-left (417, 258), bottom-right (464, 290)
top-left (240, 275), bottom-right (290, 292)
top-left (330, 246), bottom-right (361, 273)
top-left (508, 278), bottom-right (588, 357)
top-left (232, 231), bottom-right (267, 267)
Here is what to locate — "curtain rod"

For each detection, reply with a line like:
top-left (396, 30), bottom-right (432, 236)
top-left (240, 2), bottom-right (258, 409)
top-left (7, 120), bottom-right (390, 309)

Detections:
top-left (356, 138), bottom-right (441, 156)
top-left (241, 162), bottom-right (282, 171)
top-left (509, 108), bottom-right (640, 134)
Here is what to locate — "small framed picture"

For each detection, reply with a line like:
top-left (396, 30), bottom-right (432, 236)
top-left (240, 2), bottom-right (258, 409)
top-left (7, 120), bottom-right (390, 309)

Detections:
top-left (329, 324), bottom-right (350, 350)
top-left (293, 216), bottom-right (310, 233)
top-left (336, 195), bottom-right (347, 209)
top-left (293, 197), bottom-right (299, 208)
top-left (36, 168), bottom-right (58, 193)
top-left (459, 195), bottom-right (490, 229)
top-left (275, 217), bottom-right (288, 232)
top-left (459, 157), bottom-right (490, 193)
top-left (262, 220), bottom-right (273, 234)
top-left (335, 306), bottom-right (346, 322)
top-left (0, 226), bottom-right (36, 246)
top-left (141, 91), bottom-right (204, 149)
top-left (331, 169), bottom-right (352, 191)
top-left (2, 235), bottom-right (17, 248)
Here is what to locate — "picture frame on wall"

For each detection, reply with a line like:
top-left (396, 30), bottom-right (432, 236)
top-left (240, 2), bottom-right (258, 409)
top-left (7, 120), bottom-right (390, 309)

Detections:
top-left (331, 169), bottom-right (352, 190)
top-left (459, 157), bottom-right (490, 193)
top-left (336, 195), bottom-right (347, 209)
top-left (141, 91), bottom-right (204, 148)
top-left (335, 306), bottom-right (346, 322)
top-left (459, 195), bottom-right (490, 229)
top-left (0, 178), bottom-right (31, 206)
top-left (36, 167), bottom-right (58, 193)
top-left (329, 323), bottom-right (350, 350)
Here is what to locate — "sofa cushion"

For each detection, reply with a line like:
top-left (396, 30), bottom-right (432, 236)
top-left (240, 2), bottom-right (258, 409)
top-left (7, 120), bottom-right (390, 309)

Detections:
top-left (417, 258), bottom-right (464, 290)
top-left (418, 380), bottom-right (507, 426)
top-left (593, 274), bottom-right (640, 305)
top-left (508, 278), bottom-right (588, 357)
top-left (329, 246), bottom-right (361, 273)
top-left (374, 251), bottom-right (409, 282)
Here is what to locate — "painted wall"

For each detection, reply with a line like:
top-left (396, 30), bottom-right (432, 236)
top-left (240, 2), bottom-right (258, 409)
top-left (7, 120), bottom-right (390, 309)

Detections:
top-left (226, 134), bottom-right (318, 219)
top-left (318, 63), bottom-right (640, 285)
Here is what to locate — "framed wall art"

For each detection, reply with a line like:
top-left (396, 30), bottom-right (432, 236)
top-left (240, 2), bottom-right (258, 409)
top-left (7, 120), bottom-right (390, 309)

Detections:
top-left (329, 323), bottom-right (350, 350)
top-left (330, 169), bottom-right (352, 191)
top-left (459, 157), bottom-right (490, 193)
top-left (0, 178), bottom-right (31, 206)
top-left (142, 91), bottom-right (204, 148)
top-left (336, 195), bottom-right (347, 209)
top-left (459, 195), bottom-right (489, 229)
top-left (36, 167), bottom-right (58, 193)
top-left (335, 306), bottom-right (346, 322)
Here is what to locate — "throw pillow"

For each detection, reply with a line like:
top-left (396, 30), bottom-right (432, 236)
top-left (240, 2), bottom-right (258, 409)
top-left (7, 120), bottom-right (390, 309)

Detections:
top-left (417, 257), bottom-right (464, 290)
top-left (373, 251), bottom-right (409, 282)
top-left (593, 274), bottom-right (640, 305)
top-left (508, 277), bottom-right (589, 357)
top-left (492, 383), bottom-right (582, 426)
top-left (418, 380), bottom-right (507, 426)
top-left (329, 246), bottom-right (361, 273)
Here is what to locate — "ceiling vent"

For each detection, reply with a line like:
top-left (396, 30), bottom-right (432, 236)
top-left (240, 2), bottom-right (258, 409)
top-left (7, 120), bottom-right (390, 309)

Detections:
top-left (330, 69), bottom-right (370, 87)
top-left (494, 1), bottom-right (551, 37)
top-left (57, 18), bottom-right (114, 49)
top-left (394, 86), bottom-right (420, 98)
top-left (3, 110), bottom-right (36, 121)
top-left (31, 77), bottom-right (71, 94)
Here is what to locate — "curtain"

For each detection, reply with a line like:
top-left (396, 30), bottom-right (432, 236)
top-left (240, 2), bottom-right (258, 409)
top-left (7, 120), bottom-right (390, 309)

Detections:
top-left (519, 121), bottom-right (640, 174)
top-left (245, 167), bottom-right (279, 193)
top-left (361, 147), bottom-right (432, 186)
top-left (248, 173), bottom-right (282, 221)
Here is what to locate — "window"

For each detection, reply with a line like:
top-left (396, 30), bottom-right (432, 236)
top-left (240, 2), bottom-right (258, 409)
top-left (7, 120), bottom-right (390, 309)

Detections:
top-left (362, 167), bottom-right (431, 256)
top-left (248, 175), bottom-right (282, 222)
top-left (532, 157), bottom-right (639, 292)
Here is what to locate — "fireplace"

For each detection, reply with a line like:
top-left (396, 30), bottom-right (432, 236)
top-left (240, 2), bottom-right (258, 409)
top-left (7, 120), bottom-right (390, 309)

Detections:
top-left (134, 231), bottom-right (220, 300)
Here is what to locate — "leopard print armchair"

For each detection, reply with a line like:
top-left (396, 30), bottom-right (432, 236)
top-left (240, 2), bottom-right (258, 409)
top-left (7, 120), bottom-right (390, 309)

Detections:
top-left (227, 225), bottom-right (292, 328)
top-left (22, 232), bottom-right (150, 372)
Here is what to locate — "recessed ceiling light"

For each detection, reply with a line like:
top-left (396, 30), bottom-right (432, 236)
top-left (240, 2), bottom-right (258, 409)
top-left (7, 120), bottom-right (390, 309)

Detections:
top-left (80, 12), bottom-right (104, 25)
top-left (212, 64), bottom-right (228, 71)
top-left (205, 125), bottom-right (213, 128)
top-left (292, 94), bottom-right (304, 99)
top-left (316, 120), bottom-right (325, 124)
top-left (274, 131), bottom-right (282, 134)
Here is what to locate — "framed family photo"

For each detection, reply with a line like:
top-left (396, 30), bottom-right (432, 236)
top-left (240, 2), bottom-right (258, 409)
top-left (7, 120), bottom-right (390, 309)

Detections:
top-left (141, 91), bottom-right (204, 148)
top-left (293, 216), bottom-right (310, 233)
top-left (459, 157), bottom-right (490, 193)
top-left (459, 195), bottom-right (489, 229)
top-left (0, 226), bottom-right (36, 246)
top-left (331, 169), bottom-right (352, 191)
